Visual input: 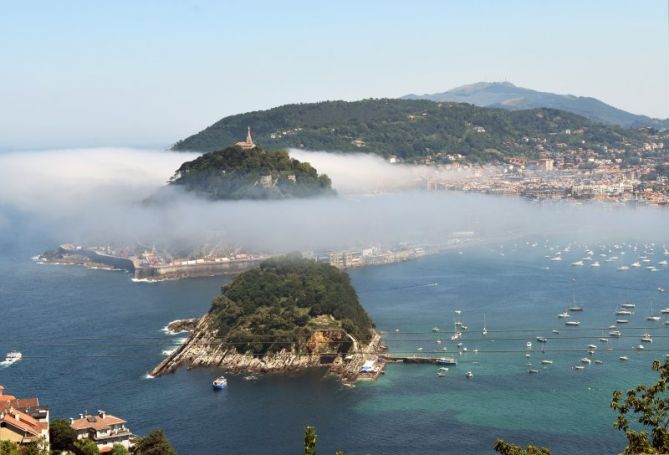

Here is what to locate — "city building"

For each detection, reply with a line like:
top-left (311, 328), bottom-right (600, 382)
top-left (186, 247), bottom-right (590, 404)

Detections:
top-left (0, 385), bottom-right (49, 448)
top-left (70, 410), bottom-right (134, 453)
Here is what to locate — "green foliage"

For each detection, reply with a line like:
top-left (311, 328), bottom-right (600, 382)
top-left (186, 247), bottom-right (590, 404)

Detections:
top-left (303, 426), bottom-right (345, 455)
top-left (304, 426), bottom-right (317, 455)
top-left (493, 439), bottom-right (551, 455)
top-left (133, 429), bottom-right (177, 455)
top-left (111, 444), bottom-right (128, 455)
top-left (611, 359), bottom-right (669, 454)
top-left (172, 99), bottom-right (648, 163)
top-left (209, 255), bottom-right (373, 355)
top-left (49, 418), bottom-right (77, 452)
top-left (169, 145), bottom-right (334, 200)
top-left (0, 441), bottom-right (19, 455)
top-left (73, 439), bottom-right (99, 455)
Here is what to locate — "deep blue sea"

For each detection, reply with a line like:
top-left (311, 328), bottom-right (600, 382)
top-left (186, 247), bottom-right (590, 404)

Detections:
top-left (2, 216), bottom-right (669, 454)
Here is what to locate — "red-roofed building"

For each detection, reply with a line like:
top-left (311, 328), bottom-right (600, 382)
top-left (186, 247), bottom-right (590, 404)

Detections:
top-left (70, 410), bottom-right (134, 452)
top-left (0, 385), bottom-right (49, 448)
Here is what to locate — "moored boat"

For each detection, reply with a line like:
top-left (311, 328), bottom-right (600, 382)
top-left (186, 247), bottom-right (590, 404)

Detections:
top-left (212, 376), bottom-right (228, 390)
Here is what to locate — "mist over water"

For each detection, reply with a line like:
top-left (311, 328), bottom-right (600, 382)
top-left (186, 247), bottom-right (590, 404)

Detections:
top-left (0, 147), bottom-right (667, 253)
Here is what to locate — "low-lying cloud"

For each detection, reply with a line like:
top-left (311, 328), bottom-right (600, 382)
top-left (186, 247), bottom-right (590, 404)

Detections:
top-left (0, 147), bottom-right (668, 255)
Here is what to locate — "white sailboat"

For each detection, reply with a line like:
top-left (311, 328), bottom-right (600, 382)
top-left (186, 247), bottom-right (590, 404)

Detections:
top-left (482, 314), bottom-right (488, 336)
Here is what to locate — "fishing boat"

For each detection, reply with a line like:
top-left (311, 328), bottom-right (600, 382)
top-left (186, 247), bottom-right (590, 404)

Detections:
top-left (212, 376), bottom-right (228, 390)
top-left (436, 357), bottom-right (457, 366)
top-left (1, 351), bottom-right (22, 366)
top-left (565, 321), bottom-right (581, 326)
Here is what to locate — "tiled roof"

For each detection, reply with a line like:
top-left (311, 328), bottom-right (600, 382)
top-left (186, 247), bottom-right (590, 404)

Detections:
top-left (0, 411), bottom-right (42, 436)
top-left (70, 414), bottom-right (126, 431)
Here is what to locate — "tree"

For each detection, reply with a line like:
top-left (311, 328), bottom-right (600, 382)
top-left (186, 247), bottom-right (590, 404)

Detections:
top-left (0, 441), bottom-right (20, 455)
top-left (73, 439), bottom-right (99, 455)
top-left (493, 439), bottom-right (551, 455)
top-left (611, 359), bottom-right (669, 454)
top-left (304, 426), bottom-right (317, 455)
top-left (133, 430), bottom-right (176, 455)
top-left (50, 418), bottom-right (77, 452)
top-left (111, 444), bottom-right (128, 455)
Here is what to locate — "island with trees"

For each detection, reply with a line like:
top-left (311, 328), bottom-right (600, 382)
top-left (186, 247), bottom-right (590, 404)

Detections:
top-left (150, 255), bottom-right (382, 382)
top-left (168, 144), bottom-right (334, 200)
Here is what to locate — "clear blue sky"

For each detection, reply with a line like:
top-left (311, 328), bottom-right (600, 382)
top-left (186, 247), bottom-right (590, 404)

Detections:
top-left (1, 0), bottom-right (667, 149)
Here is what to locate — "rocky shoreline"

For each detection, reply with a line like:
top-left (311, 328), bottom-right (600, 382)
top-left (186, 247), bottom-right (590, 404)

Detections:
top-left (150, 315), bottom-right (384, 383)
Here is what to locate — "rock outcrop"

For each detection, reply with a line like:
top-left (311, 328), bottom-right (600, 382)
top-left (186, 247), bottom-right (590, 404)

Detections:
top-left (150, 314), bottom-right (383, 383)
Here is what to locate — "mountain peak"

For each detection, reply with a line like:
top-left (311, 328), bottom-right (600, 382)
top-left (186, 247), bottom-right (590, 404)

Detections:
top-left (402, 83), bottom-right (668, 129)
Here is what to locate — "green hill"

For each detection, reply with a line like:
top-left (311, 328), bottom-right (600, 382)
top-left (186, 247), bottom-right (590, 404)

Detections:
top-left (171, 98), bottom-right (647, 163)
top-left (208, 255), bottom-right (374, 355)
top-left (169, 144), bottom-right (334, 199)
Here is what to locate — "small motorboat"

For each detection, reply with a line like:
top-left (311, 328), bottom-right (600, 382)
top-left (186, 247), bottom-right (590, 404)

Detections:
top-left (569, 306), bottom-right (584, 312)
top-left (641, 333), bottom-right (653, 343)
top-left (574, 366), bottom-right (585, 371)
top-left (565, 321), bottom-right (580, 326)
top-left (616, 319), bottom-right (629, 324)
top-left (436, 357), bottom-right (457, 366)
top-left (465, 371), bottom-right (474, 379)
top-left (212, 376), bottom-right (228, 390)
top-left (647, 316), bottom-right (662, 322)
top-left (551, 329), bottom-right (560, 335)
top-left (540, 360), bottom-right (553, 365)
top-left (594, 360), bottom-right (604, 365)
top-left (557, 311), bottom-right (571, 319)
top-left (635, 344), bottom-right (645, 351)
top-left (528, 369), bottom-right (539, 374)
top-left (1, 351), bottom-right (22, 366)
top-left (619, 356), bottom-right (630, 361)
top-left (580, 358), bottom-right (592, 365)
top-left (536, 337), bottom-right (548, 343)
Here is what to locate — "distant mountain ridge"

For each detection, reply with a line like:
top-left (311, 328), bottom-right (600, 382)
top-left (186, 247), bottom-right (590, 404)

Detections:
top-left (403, 82), bottom-right (669, 129)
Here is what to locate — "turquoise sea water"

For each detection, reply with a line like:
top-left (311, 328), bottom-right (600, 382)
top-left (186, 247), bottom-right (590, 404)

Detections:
top-left (1, 220), bottom-right (669, 454)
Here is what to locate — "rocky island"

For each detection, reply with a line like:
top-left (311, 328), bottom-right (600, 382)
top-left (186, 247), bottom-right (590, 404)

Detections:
top-left (169, 130), bottom-right (334, 200)
top-left (150, 255), bottom-right (384, 382)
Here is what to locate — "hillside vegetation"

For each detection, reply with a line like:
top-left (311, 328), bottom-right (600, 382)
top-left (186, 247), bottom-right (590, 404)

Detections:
top-left (208, 256), bottom-right (373, 355)
top-left (169, 145), bottom-right (333, 199)
top-left (172, 99), bottom-right (646, 163)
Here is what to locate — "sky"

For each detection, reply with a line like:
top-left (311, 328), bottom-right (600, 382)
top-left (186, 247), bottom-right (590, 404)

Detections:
top-left (1, 0), bottom-right (668, 150)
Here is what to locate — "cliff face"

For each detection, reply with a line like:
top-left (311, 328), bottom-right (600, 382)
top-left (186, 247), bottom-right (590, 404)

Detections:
top-left (150, 314), bottom-right (381, 382)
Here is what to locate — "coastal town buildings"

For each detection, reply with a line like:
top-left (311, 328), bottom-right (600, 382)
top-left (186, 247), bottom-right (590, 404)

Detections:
top-left (70, 410), bottom-right (134, 453)
top-left (0, 385), bottom-right (50, 448)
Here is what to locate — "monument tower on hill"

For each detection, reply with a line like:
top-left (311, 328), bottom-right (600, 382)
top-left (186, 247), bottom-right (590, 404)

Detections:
top-left (236, 126), bottom-right (256, 150)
